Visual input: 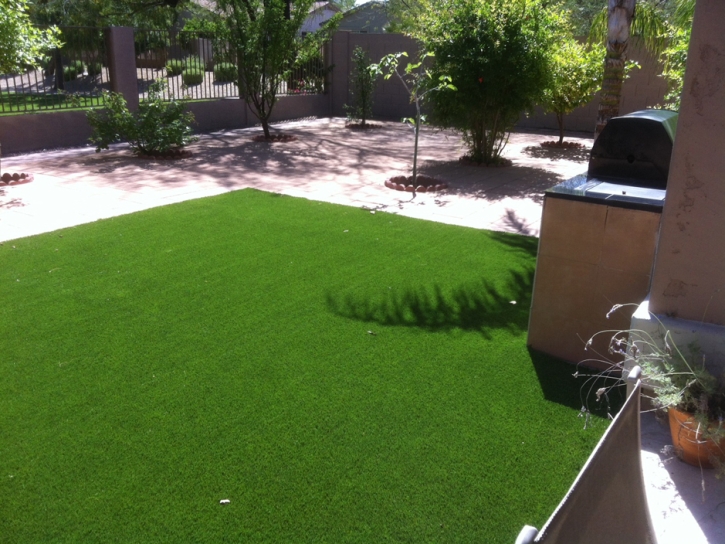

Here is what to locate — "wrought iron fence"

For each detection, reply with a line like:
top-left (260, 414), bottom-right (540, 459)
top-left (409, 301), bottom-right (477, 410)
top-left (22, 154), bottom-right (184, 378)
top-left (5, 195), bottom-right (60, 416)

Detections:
top-left (134, 28), bottom-right (327, 101)
top-left (0, 26), bottom-right (328, 115)
top-left (0, 27), bottom-right (109, 114)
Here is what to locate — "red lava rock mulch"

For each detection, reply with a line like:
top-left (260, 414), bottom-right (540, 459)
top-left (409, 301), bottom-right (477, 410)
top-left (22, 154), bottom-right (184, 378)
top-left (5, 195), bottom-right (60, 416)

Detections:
top-left (1, 172), bottom-right (33, 185)
top-left (136, 149), bottom-right (192, 160)
top-left (345, 122), bottom-right (382, 130)
top-left (540, 140), bottom-right (587, 149)
top-left (252, 134), bottom-right (298, 143)
top-left (459, 155), bottom-right (513, 167)
top-left (384, 175), bottom-right (447, 193)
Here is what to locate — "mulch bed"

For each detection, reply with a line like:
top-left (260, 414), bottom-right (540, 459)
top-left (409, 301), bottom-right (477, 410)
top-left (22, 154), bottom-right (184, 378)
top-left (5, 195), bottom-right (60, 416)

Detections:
top-left (384, 175), bottom-right (447, 193)
top-left (540, 141), bottom-right (587, 149)
top-left (459, 155), bottom-right (513, 167)
top-left (252, 134), bottom-right (298, 143)
top-left (1, 172), bottom-right (33, 185)
top-left (136, 149), bottom-right (193, 160)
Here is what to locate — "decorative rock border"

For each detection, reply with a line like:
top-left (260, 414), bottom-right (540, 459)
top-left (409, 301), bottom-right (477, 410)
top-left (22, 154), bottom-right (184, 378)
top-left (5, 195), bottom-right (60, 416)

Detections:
top-left (540, 140), bottom-right (586, 149)
top-left (136, 149), bottom-right (193, 160)
top-left (1, 173), bottom-right (33, 185)
top-left (384, 175), bottom-right (447, 193)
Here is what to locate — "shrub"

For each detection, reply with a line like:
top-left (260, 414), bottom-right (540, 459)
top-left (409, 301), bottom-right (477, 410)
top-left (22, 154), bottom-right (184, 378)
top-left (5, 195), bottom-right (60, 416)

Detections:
top-left (344, 47), bottom-right (379, 126)
top-left (86, 61), bottom-right (103, 77)
top-left (179, 18), bottom-right (220, 49)
top-left (62, 60), bottom-right (85, 81)
top-left (418, 0), bottom-right (565, 164)
top-left (213, 62), bottom-right (237, 83)
top-left (166, 59), bottom-right (184, 76)
top-left (182, 69), bottom-right (204, 86)
top-left (87, 79), bottom-right (198, 156)
top-left (183, 55), bottom-right (205, 71)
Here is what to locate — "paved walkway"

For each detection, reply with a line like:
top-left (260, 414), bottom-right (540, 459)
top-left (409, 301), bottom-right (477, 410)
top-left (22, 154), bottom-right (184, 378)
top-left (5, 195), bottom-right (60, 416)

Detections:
top-left (0, 117), bottom-right (592, 242)
top-left (1, 117), bottom-right (722, 543)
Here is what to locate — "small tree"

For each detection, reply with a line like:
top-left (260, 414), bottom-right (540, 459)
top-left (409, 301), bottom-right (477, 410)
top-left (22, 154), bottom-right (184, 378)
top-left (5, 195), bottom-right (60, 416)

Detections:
top-left (344, 47), bottom-right (380, 127)
top-left (87, 80), bottom-right (198, 155)
top-left (373, 51), bottom-right (455, 193)
top-left (418, 0), bottom-right (564, 165)
top-left (216, 0), bottom-right (338, 139)
top-left (0, 0), bottom-right (61, 74)
top-left (540, 39), bottom-right (604, 145)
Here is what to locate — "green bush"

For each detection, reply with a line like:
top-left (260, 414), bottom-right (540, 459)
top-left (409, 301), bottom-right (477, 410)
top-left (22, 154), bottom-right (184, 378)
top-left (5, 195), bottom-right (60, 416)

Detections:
top-left (87, 79), bottom-right (198, 156)
top-left (179, 17), bottom-right (221, 49)
top-left (182, 69), bottom-right (204, 86)
top-left (344, 47), bottom-right (378, 125)
top-left (419, 0), bottom-right (565, 164)
top-left (166, 59), bottom-right (184, 76)
top-left (62, 60), bottom-right (85, 81)
top-left (86, 61), bottom-right (103, 77)
top-left (183, 56), bottom-right (205, 71)
top-left (213, 62), bottom-right (237, 83)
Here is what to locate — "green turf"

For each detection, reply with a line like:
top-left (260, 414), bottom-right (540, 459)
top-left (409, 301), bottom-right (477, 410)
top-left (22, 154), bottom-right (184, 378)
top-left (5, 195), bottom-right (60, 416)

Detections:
top-left (0, 189), bottom-right (609, 543)
top-left (0, 91), bottom-right (103, 115)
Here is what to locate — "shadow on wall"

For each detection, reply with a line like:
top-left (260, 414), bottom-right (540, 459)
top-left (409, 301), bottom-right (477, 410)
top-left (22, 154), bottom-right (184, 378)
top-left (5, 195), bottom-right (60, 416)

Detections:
top-left (326, 267), bottom-right (534, 339)
top-left (528, 347), bottom-right (627, 414)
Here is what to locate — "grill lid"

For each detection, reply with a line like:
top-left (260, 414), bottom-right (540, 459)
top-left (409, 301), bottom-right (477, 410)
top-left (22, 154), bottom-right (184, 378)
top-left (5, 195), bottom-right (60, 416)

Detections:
top-left (588, 109), bottom-right (678, 189)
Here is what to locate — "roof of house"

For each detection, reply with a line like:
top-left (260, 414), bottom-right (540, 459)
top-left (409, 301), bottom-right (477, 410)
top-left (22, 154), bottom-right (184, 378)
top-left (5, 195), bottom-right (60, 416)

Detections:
top-left (338, 1), bottom-right (390, 33)
top-left (310, 1), bottom-right (341, 14)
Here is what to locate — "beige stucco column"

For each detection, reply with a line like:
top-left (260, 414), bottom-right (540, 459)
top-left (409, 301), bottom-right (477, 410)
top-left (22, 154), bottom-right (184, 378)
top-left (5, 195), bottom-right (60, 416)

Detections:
top-left (649, 0), bottom-right (725, 326)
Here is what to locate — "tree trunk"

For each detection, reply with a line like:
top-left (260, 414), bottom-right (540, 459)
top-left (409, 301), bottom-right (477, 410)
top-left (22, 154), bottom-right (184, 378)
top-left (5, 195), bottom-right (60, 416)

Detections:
top-left (595, 0), bottom-right (636, 138)
top-left (557, 112), bottom-right (565, 144)
top-left (412, 99), bottom-right (420, 195)
top-left (261, 118), bottom-right (271, 139)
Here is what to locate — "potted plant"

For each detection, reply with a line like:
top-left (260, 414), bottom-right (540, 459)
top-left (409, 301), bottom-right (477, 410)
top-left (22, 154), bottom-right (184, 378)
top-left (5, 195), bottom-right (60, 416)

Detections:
top-left (580, 304), bottom-right (725, 472)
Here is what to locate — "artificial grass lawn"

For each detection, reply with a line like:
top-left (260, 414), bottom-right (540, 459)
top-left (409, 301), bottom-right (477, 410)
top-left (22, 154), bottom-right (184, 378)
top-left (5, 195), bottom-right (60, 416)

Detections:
top-left (0, 91), bottom-right (102, 115)
top-left (0, 189), bottom-right (609, 543)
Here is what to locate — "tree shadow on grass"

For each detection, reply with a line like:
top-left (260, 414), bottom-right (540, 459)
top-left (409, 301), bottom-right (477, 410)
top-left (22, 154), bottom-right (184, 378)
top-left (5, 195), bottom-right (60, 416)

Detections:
top-left (326, 268), bottom-right (534, 339)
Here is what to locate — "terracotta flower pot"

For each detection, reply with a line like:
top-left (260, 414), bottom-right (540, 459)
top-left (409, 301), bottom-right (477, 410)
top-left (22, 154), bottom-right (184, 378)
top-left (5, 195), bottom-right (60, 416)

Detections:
top-left (668, 407), bottom-right (725, 468)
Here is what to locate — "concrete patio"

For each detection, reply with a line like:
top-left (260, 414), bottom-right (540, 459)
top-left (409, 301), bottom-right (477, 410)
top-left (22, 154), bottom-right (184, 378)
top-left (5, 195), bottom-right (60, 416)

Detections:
top-left (0, 117), bottom-right (591, 242)
top-left (1, 117), bottom-right (722, 543)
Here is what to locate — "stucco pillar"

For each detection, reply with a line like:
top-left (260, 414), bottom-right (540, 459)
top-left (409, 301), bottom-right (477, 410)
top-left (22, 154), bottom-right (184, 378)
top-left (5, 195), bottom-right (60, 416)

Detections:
top-left (649, 0), bottom-right (725, 326)
top-left (329, 31), bottom-right (351, 117)
top-left (105, 27), bottom-right (139, 111)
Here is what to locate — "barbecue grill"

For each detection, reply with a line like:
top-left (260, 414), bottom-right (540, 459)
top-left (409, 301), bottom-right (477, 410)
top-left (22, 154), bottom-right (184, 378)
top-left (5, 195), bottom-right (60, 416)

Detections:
top-left (548, 109), bottom-right (678, 209)
top-left (527, 109), bottom-right (678, 365)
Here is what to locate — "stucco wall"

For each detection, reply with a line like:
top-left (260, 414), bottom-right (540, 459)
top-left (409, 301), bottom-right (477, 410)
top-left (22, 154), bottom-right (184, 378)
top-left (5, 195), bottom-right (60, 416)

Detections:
top-left (330, 31), bottom-right (419, 120)
top-left (528, 196), bottom-right (662, 367)
top-left (0, 94), bottom-right (332, 156)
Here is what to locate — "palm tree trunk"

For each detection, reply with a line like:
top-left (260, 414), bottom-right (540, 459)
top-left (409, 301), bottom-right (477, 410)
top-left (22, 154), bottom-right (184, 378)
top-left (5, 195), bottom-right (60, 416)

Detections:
top-left (595, 0), bottom-right (636, 138)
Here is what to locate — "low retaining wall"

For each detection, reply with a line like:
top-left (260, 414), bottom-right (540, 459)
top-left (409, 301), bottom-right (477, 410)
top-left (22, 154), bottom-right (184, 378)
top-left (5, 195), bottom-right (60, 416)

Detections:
top-left (0, 94), bottom-right (332, 156)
